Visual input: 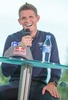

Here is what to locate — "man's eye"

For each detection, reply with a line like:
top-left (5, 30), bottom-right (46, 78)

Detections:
top-left (21, 17), bottom-right (26, 20)
top-left (29, 16), bottom-right (33, 18)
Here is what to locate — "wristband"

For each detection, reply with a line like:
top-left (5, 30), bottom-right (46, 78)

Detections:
top-left (52, 81), bottom-right (57, 87)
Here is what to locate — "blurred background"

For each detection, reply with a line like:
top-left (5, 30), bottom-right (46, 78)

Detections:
top-left (0, 0), bottom-right (68, 100)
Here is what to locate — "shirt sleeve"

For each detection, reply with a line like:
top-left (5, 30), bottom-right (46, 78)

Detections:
top-left (49, 34), bottom-right (62, 84)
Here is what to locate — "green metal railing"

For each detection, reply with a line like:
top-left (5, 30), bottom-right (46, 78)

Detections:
top-left (0, 57), bottom-right (68, 69)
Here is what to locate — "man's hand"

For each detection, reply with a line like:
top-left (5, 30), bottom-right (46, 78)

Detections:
top-left (21, 35), bottom-right (33, 47)
top-left (42, 82), bottom-right (61, 98)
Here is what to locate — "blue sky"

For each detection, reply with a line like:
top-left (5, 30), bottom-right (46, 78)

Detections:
top-left (0, 0), bottom-right (68, 65)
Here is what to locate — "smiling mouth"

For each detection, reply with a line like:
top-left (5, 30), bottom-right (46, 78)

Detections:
top-left (25, 23), bottom-right (32, 27)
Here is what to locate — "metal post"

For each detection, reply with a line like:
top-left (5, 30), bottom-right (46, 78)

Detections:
top-left (18, 64), bottom-right (32, 100)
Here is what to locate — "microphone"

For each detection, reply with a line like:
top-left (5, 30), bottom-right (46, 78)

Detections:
top-left (23, 28), bottom-right (31, 47)
top-left (59, 81), bottom-right (68, 87)
top-left (24, 28), bottom-right (31, 36)
top-left (24, 28), bottom-right (32, 48)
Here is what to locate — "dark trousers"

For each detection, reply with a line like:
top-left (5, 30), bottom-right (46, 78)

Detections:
top-left (0, 81), bottom-right (60, 100)
top-left (0, 81), bottom-right (18, 100)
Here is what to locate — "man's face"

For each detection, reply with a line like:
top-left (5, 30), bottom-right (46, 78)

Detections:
top-left (18, 9), bottom-right (40, 33)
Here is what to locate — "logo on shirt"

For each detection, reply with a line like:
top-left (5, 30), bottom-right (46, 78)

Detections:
top-left (11, 41), bottom-right (19, 47)
top-left (38, 42), bottom-right (43, 46)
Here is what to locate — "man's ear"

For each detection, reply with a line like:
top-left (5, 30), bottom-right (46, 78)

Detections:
top-left (37, 15), bottom-right (40, 22)
top-left (18, 19), bottom-right (22, 25)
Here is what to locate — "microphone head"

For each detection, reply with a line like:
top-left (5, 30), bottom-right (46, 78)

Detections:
top-left (24, 28), bottom-right (30, 36)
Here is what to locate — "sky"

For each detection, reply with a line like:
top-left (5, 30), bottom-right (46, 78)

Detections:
top-left (0, 0), bottom-right (68, 65)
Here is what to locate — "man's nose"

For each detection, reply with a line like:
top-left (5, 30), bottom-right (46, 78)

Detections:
top-left (25, 18), bottom-right (30, 22)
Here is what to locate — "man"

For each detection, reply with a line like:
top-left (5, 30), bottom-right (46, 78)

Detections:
top-left (0, 2), bottom-right (61, 100)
